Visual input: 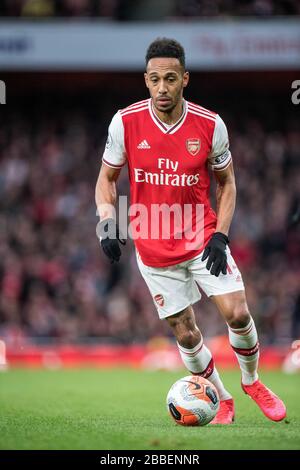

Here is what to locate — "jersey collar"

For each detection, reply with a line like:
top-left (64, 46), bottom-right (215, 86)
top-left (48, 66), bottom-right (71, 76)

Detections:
top-left (149, 99), bottom-right (187, 135)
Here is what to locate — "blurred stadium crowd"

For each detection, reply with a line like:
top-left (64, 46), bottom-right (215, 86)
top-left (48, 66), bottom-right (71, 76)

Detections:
top-left (0, 0), bottom-right (299, 18)
top-left (0, 89), bottom-right (299, 347)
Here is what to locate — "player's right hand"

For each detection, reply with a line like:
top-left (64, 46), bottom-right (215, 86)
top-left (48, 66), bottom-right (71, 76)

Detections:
top-left (98, 218), bottom-right (126, 263)
top-left (201, 232), bottom-right (229, 277)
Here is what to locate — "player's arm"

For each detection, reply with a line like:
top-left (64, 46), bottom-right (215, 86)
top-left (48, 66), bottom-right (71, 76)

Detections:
top-left (202, 115), bottom-right (234, 276)
top-left (95, 112), bottom-right (127, 263)
top-left (95, 163), bottom-right (121, 221)
top-left (214, 161), bottom-right (236, 237)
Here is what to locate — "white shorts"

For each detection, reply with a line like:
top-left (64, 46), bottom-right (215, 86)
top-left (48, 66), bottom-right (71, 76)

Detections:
top-left (136, 247), bottom-right (245, 319)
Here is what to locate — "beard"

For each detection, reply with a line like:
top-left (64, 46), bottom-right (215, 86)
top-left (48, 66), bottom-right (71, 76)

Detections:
top-left (153, 90), bottom-right (183, 114)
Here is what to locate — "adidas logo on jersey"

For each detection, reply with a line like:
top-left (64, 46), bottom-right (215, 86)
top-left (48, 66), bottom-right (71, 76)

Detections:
top-left (137, 140), bottom-right (151, 149)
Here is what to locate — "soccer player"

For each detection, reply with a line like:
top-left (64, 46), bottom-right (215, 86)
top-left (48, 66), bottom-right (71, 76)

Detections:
top-left (95, 38), bottom-right (286, 424)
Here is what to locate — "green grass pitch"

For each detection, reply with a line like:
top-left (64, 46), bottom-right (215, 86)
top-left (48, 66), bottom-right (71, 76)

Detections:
top-left (0, 368), bottom-right (299, 450)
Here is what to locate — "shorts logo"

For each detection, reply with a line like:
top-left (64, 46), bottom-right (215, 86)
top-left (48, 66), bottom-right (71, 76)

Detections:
top-left (227, 263), bottom-right (233, 275)
top-left (154, 294), bottom-right (164, 307)
top-left (186, 138), bottom-right (201, 156)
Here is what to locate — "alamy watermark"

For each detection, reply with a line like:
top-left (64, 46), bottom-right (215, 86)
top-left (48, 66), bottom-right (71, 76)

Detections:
top-left (0, 80), bottom-right (6, 104)
top-left (96, 196), bottom-right (205, 250)
top-left (291, 80), bottom-right (300, 105)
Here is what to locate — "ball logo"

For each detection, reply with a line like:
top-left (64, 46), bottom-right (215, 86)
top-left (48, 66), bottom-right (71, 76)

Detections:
top-left (186, 138), bottom-right (201, 156)
top-left (183, 379), bottom-right (201, 390)
top-left (154, 294), bottom-right (164, 307)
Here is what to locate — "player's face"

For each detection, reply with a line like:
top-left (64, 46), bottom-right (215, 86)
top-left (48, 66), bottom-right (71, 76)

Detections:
top-left (144, 58), bottom-right (189, 113)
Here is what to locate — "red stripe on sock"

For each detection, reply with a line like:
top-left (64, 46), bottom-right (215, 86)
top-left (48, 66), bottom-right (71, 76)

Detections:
top-left (231, 342), bottom-right (259, 357)
top-left (179, 342), bottom-right (203, 357)
top-left (192, 358), bottom-right (214, 378)
top-left (232, 325), bottom-right (253, 336)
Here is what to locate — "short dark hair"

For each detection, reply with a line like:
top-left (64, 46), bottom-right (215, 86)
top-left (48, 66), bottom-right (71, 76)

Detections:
top-left (145, 38), bottom-right (186, 69)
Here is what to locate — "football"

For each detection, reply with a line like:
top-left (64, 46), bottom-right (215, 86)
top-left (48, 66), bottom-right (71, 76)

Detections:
top-left (166, 375), bottom-right (220, 426)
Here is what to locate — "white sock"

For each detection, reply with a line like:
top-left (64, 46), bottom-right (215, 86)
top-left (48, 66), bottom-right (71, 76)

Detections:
top-left (228, 316), bottom-right (259, 385)
top-left (177, 339), bottom-right (232, 401)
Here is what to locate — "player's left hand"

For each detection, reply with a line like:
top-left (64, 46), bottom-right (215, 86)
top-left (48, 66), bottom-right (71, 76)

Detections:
top-left (98, 218), bottom-right (126, 263)
top-left (201, 232), bottom-right (229, 277)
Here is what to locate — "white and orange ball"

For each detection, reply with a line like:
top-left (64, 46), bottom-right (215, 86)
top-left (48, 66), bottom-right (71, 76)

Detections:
top-left (166, 375), bottom-right (219, 426)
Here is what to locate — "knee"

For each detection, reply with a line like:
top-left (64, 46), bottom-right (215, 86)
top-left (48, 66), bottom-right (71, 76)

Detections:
top-left (167, 315), bottom-right (201, 349)
top-left (226, 302), bottom-right (251, 329)
top-left (177, 329), bottom-right (202, 349)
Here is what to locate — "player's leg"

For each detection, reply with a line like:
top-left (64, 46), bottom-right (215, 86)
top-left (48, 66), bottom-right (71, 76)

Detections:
top-left (211, 290), bottom-right (286, 421)
top-left (189, 247), bottom-right (286, 422)
top-left (135, 251), bottom-right (232, 415)
top-left (211, 290), bottom-right (259, 385)
top-left (188, 246), bottom-right (255, 382)
top-left (165, 305), bottom-right (232, 404)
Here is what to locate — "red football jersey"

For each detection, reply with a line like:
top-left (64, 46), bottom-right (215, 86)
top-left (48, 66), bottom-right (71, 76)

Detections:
top-left (102, 99), bottom-right (232, 267)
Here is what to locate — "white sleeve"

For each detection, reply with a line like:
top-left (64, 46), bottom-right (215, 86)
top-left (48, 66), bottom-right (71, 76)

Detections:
top-left (102, 111), bottom-right (127, 168)
top-left (208, 114), bottom-right (232, 171)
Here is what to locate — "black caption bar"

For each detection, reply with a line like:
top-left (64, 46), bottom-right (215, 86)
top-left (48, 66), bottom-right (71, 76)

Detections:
top-left (0, 450), bottom-right (299, 466)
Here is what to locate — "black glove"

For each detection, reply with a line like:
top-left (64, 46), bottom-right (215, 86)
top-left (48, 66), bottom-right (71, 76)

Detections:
top-left (201, 232), bottom-right (229, 277)
top-left (98, 218), bottom-right (126, 263)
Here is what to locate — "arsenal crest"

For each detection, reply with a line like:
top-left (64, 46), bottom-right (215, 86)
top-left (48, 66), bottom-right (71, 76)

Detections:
top-left (154, 294), bottom-right (164, 307)
top-left (186, 138), bottom-right (201, 156)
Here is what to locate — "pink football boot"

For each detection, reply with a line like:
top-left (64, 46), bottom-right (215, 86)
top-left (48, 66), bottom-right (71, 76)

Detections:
top-left (242, 380), bottom-right (286, 422)
top-left (210, 398), bottom-right (235, 424)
